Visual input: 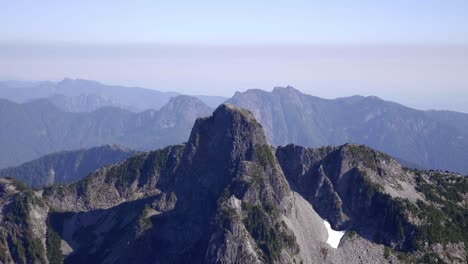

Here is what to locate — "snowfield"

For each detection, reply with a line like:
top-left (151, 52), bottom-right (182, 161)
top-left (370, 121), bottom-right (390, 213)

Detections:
top-left (323, 220), bottom-right (345, 249)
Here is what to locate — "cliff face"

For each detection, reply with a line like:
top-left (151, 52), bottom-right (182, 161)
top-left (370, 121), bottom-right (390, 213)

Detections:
top-left (277, 144), bottom-right (468, 263)
top-left (0, 104), bottom-right (466, 264)
top-left (38, 104), bottom-right (298, 264)
top-left (276, 145), bottom-right (421, 249)
top-left (0, 179), bottom-right (49, 264)
top-left (108, 104), bottom-right (298, 263)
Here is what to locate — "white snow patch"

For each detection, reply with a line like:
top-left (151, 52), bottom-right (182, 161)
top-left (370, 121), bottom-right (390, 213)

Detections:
top-left (323, 220), bottom-right (345, 249)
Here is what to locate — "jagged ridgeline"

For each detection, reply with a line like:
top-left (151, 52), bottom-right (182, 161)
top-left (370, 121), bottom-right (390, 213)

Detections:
top-left (0, 104), bottom-right (466, 264)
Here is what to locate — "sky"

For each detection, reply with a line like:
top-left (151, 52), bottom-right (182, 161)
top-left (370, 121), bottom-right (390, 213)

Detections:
top-left (1, 1), bottom-right (468, 112)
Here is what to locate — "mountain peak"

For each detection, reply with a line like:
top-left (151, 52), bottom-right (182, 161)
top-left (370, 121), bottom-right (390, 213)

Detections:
top-left (2, 100), bottom-right (466, 262)
top-left (213, 103), bottom-right (256, 122)
top-left (187, 103), bottom-right (267, 157)
top-left (209, 103), bottom-right (266, 144)
top-left (156, 95), bottom-right (212, 124)
top-left (272, 85), bottom-right (302, 94)
top-left (180, 103), bottom-right (270, 196)
top-left (165, 94), bottom-right (208, 108)
top-left (58, 78), bottom-right (100, 85)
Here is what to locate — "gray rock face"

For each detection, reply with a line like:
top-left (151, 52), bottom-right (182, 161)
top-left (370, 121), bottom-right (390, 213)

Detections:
top-left (227, 86), bottom-right (468, 174)
top-left (43, 145), bottom-right (184, 212)
top-left (276, 143), bottom-right (467, 262)
top-left (276, 144), bottom-right (419, 249)
top-left (0, 104), bottom-right (466, 264)
top-left (0, 178), bottom-right (49, 264)
top-left (0, 145), bottom-right (138, 188)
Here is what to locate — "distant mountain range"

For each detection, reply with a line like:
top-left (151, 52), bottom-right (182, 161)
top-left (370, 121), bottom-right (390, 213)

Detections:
top-left (1, 79), bottom-right (468, 174)
top-left (0, 104), bottom-right (465, 263)
top-left (0, 95), bottom-right (212, 169)
top-left (228, 87), bottom-right (468, 174)
top-left (0, 145), bottom-right (138, 188)
top-left (0, 78), bottom-right (227, 111)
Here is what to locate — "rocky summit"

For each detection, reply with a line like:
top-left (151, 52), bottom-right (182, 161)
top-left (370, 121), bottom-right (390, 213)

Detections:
top-left (0, 104), bottom-right (466, 264)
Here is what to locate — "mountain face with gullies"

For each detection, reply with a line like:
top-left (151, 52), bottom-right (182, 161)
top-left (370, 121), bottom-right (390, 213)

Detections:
top-left (227, 86), bottom-right (468, 174)
top-left (0, 145), bottom-right (139, 188)
top-left (0, 104), bottom-right (466, 264)
top-left (0, 95), bottom-right (212, 170)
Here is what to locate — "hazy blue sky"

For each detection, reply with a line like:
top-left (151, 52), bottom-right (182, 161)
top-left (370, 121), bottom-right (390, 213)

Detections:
top-left (1, 1), bottom-right (468, 111)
